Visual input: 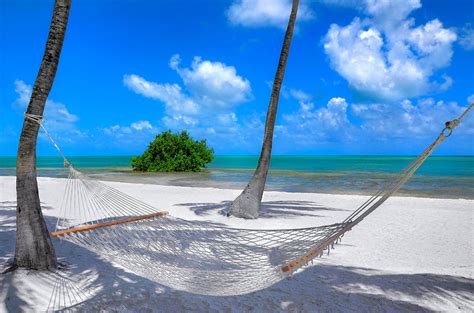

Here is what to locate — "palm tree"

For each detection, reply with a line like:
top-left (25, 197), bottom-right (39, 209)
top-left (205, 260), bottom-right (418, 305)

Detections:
top-left (14, 0), bottom-right (72, 270)
top-left (228, 0), bottom-right (299, 219)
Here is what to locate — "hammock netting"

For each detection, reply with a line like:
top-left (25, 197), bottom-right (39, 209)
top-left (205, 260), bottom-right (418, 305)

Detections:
top-left (18, 103), bottom-right (472, 309)
top-left (53, 167), bottom-right (348, 295)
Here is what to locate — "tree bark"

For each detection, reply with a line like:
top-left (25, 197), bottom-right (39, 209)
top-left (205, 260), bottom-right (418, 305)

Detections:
top-left (15, 0), bottom-right (71, 269)
top-left (228, 0), bottom-right (299, 219)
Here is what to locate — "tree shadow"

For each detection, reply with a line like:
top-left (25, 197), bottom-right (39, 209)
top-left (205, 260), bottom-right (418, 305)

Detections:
top-left (0, 201), bottom-right (56, 245)
top-left (58, 255), bottom-right (474, 312)
top-left (177, 200), bottom-right (348, 218)
top-left (0, 204), bottom-right (18, 270)
top-left (1, 202), bottom-right (473, 312)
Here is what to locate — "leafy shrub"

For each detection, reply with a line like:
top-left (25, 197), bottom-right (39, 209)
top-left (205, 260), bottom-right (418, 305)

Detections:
top-left (131, 130), bottom-right (214, 172)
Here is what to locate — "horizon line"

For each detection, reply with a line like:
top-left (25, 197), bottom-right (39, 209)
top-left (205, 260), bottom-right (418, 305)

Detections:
top-left (1, 155), bottom-right (474, 158)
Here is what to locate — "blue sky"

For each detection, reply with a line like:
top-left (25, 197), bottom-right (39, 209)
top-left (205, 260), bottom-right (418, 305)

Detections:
top-left (1, 0), bottom-right (473, 156)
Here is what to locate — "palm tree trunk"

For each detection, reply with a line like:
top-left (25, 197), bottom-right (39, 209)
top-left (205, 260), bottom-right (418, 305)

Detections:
top-left (228, 0), bottom-right (299, 219)
top-left (15, 0), bottom-right (71, 269)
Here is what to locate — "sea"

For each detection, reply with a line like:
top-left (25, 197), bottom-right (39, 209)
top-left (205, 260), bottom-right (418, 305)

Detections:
top-left (0, 156), bottom-right (473, 199)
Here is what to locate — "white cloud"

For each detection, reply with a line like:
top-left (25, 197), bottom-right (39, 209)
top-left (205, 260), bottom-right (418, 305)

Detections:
top-left (438, 74), bottom-right (453, 92)
top-left (103, 120), bottom-right (155, 139)
top-left (320, 0), bottom-right (421, 25)
top-left (289, 88), bottom-right (311, 102)
top-left (458, 24), bottom-right (474, 51)
top-left (124, 55), bottom-right (251, 115)
top-left (280, 95), bottom-right (354, 143)
top-left (217, 112), bottom-right (238, 125)
top-left (206, 127), bottom-right (216, 134)
top-left (103, 125), bottom-right (128, 136)
top-left (277, 86), bottom-right (473, 150)
top-left (467, 94), bottom-right (474, 104)
top-left (162, 115), bottom-right (199, 128)
top-left (226, 0), bottom-right (313, 29)
top-left (13, 80), bottom-right (82, 141)
top-left (364, 0), bottom-right (420, 27)
top-left (131, 120), bottom-right (153, 131)
top-left (14, 80), bottom-right (32, 105)
top-left (172, 55), bottom-right (252, 108)
top-left (123, 74), bottom-right (199, 115)
top-left (352, 98), bottom-right (474, 139)
top-left (319, 0), bottom-right (362, 8)
top-left (169, 54), bottom-right (181, 70)
top-left (124, 55), bottom-right (252, 136)
top-left (323, 2), bottom-right (456, 102)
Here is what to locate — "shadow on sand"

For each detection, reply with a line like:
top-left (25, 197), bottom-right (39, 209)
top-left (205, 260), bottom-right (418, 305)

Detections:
top-left (176, 200), bottom-right (349, 218)
top-left (1, 201), bottom-right (473, 312)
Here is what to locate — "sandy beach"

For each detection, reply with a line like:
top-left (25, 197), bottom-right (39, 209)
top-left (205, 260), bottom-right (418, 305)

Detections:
top-left (1, 175), bottom-right (473, 312)
top-left (3, 0), bottom-right (473, 311)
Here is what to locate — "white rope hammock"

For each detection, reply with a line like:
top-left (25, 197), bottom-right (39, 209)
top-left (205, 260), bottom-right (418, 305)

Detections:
top-left (24, 103), bottom-right (472, 297)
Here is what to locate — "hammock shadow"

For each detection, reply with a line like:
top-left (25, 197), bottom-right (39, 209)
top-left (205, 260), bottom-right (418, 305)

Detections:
top-left (178, 200), bottom-right (348, 218)
top-left (0, 202), bottom-right (55, 237)
top-left (0, 204), bottom-right (63, 311)
top-left (1, 203), bottom-right (472, 312)
top-left (0, 207), bottom-right (17, 272)
top-left (0, 208), bottom-right (16, 232)
top-left (0, 202), bottom-right (33, 269)
top-left (50, 255), bottom-right (474, 312)
top-left (0, 203), bottom-right (59, 273)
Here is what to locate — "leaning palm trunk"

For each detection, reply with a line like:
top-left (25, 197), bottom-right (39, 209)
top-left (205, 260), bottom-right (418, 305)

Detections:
top-left (228, 0), bottom-right (299, 219)
top-left (15, 0), bottom-right (71, 269)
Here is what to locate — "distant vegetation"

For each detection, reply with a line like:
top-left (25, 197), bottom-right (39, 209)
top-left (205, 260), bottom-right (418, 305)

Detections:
top-left (132, 130), bottom-right (214, 172)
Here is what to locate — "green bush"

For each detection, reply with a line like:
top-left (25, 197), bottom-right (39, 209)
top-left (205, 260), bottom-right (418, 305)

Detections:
top-left (131, 130), bottom-right (214, 172)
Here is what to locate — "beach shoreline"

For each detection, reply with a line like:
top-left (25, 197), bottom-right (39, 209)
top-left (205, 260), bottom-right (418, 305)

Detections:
top-left (1, 167), bottom-right (473, 200)
top-left (1, 155), bottom-right (473, 200)
top-left (1, 175), bottom-right (473, 311)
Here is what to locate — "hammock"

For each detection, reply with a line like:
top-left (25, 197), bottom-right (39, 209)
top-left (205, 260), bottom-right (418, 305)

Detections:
top-left (24, 103), bottom-right (472, 297)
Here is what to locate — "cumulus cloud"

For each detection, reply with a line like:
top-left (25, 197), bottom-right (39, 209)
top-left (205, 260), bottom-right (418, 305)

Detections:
top-left (162, 115), bottom-right (199, 128)
top-left (159, 110), bottom-right (263, 154)
top-left (123, 74), bottom-right (199, 115)
top-left (319, 0), bottom-right (362, 8)
top-left (226, 0), bottom-right (313, 29)
top-left (320, 0), bottom-right (421, 25)
top-left (289, 88), bottom-right (312, 102)
top-left (352, 98), bottom-right (474, 139)
top-left (279, 93), bottom-right (355, 144)
top-left (14, 80), bottom-right (78, 123)
top-left (438, 74), bottom-right (453, 92)
top-left (323, 1), bottom-right (457, 102)
top-left (364, 0), bottom-right (421, 28)
top-left (14, 80), bottom-right (32, 105)
top-left (171, 55), bottom-right (252, 108)
top-left (131, 120), bottom-right (153, 131)
top-left (467, 94), bottom-right (474, 104)
top-left (103, 125), bottom-right (128, 136)
top-left (217, 112), bottom-right (238, 125)
top-left (103, 120), bottom-right (155, 139)
top-left (124, 55), bottom-right (252, 133)
top-left (276, 86), bottom-right (473, 151)
top-left (13, 80), bottom-right (83, 141)
top-left (458, 24), bottom-right (474, 51)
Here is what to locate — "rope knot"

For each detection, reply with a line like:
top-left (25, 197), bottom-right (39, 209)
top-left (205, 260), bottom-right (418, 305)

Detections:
top-left (442, 119), bottom-right (460, 137)
top-left (24, 113), bottom-right (44, 124)
top-left (445, 119), bottom-right (460, 129)
top-left (23, 112), bottom-right (72, 168)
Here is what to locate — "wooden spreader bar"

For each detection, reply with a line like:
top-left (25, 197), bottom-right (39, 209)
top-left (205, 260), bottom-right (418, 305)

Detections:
top-left (50, 211), bottom-right (169, 237)
top-left (281, 232), bottom-right (344, 273)
top-left (281, 243), bottom-right (327, 273)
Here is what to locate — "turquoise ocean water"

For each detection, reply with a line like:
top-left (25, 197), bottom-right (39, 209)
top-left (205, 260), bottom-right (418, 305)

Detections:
top-left (0, 156), bottom-right (473, 199)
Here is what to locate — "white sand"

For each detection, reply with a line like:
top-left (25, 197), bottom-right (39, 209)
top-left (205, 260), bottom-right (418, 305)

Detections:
top-left (0, 175), bottom-right (473, 312)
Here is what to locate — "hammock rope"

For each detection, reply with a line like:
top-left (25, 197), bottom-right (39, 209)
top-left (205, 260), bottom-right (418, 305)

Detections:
top-left (24, 103), bottom-right (473, 296)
